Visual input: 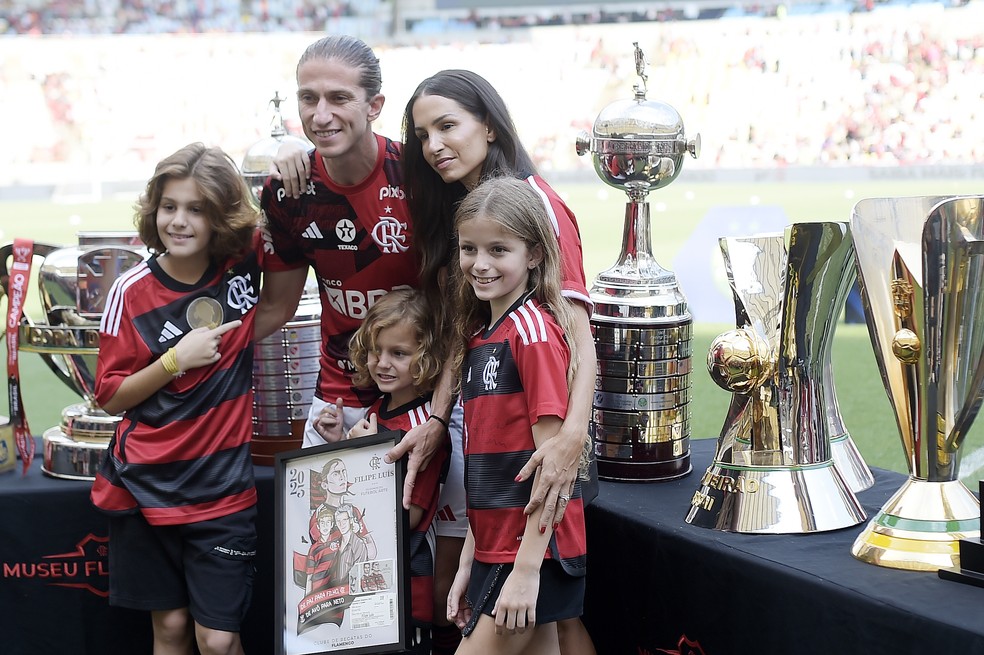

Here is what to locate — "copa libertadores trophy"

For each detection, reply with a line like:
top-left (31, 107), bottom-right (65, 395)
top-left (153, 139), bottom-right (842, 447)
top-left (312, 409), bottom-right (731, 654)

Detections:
top-left (242, 96), bottom-right (319, 465)
top-left (851, 196), bottom-right (983, 571)
top-left (1, 234), bottom-right (147, 479)
top-left (686, 223), bottom-right (867, 533)
top-left (575, 43), bottom-right (699, 481)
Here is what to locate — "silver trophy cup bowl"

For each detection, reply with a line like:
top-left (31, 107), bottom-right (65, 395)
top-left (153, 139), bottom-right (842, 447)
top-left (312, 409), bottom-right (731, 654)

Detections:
top-left (576, 43), bottom-right (699, 481)
top-left (1, 233), bottom-right (147, 479)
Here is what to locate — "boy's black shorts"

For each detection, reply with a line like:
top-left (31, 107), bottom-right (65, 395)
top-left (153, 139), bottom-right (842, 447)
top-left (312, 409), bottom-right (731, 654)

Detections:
top-left (108, 506), bottom-right (257, 633)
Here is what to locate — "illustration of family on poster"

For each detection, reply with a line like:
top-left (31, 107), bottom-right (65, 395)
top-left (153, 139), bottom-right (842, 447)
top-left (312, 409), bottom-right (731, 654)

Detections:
top-left (280, 438), bottom-right (404, 654)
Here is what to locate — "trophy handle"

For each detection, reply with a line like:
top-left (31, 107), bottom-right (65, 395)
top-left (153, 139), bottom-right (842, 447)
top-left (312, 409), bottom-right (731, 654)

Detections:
top-left (0, 241), bottom-right (77, 388)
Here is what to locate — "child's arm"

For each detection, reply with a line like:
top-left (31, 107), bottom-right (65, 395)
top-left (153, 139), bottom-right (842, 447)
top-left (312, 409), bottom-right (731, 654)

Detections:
top-left (99, 321), bottom-right (242, 415)
top-left (447, 526), bottom-right (476, 630)
top-left (492, 414), bottom-right (564, 635)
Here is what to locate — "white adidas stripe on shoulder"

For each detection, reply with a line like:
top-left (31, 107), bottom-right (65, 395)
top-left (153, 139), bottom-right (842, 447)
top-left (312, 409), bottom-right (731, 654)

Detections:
top-left (100, 262), bottom-right (152, 336)
top-left (524, 175), bottom-right (561, 237)
top-left (510, 300), bottom-right (548, 345)
top-left (409, 404), bottom-right (429, 428)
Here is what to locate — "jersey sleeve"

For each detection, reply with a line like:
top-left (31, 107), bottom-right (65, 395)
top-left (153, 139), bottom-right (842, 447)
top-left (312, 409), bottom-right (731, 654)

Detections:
top-left (94, 277), bottom-right (152, 408)
top-left (525, 175), bottom-right (592, 310)
top-left (513, 316), bottom-right (571, 426)
top-left (259, 171), bottom-right (311, 273)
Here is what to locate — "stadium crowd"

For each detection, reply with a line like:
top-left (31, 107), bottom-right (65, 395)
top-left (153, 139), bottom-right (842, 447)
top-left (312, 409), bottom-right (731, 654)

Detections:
top-left (0, 0), bottom-right (982, 188)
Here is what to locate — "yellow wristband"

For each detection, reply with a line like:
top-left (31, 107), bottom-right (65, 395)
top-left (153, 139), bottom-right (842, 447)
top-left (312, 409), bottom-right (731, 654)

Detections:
top-left (160, 347), bottom-right (182, 377)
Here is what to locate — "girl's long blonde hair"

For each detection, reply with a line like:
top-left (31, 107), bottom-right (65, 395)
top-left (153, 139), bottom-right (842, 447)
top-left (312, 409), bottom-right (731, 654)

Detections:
top-left (449, 176), bottom-right (580, 391)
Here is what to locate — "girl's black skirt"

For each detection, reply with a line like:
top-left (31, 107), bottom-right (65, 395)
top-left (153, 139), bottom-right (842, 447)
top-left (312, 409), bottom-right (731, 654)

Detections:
top-left (462, 558), bottom-right (584, 636)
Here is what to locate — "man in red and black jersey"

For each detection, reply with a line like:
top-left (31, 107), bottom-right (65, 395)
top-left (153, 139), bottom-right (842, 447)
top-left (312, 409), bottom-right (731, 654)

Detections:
top-left (258, 35), bottom-right (422, 449)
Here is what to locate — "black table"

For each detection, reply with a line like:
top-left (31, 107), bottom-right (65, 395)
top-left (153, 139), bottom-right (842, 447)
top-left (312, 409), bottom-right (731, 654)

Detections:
top-left (582, 438), bottom-right (984, 655)
top-left (0, 443), bottom-right (276, 655)
top-left (4, 439), bottom-right (983, 655)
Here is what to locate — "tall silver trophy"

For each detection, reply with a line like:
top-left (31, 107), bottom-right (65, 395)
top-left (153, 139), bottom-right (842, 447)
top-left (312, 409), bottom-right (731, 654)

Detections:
top-left (242, 96), bottom-right (318, 465)
top-left (575, 44), bottom-right (699, 481)
top-left (251, 282), bottom-right (321, 465)
top-left (1, 234), bottom-right (147, 479)
top-left (686, 222), bottom-right (867, 533)
top-left (850, 196), bottom-right (983, 571)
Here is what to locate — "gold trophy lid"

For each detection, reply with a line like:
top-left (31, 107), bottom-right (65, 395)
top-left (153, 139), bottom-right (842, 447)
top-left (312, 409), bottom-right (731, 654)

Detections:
top-left (576, 43), bottom-right (699, 197)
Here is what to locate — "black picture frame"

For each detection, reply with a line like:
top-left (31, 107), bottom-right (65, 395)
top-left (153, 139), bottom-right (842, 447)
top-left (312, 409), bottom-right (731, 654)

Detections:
top-left (274, 431), bottom-right (410, 655)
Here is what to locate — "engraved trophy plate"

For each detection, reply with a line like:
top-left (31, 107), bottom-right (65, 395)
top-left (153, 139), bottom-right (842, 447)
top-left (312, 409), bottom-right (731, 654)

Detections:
top-left (576, 43), bottom-right (699, 482)
top-left (685, 223), bottom-right (867, 533)
top-left (1, 235), bottom-right (148, 480)
top-left (850, 196), bottom-right (983, 571)
top-left (250, 284), bottom-right (321, 465)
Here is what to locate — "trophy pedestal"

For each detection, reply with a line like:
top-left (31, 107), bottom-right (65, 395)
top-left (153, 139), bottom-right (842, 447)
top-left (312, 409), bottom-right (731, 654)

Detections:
top-left (251, 290), bottom-right (320, 466)
top-left (686, 459), bottom-right (865, 533)
top-left (41, 402), bottom-right (119, 480)
top-left (590, 265), bottom-right (693, 483)
top-left (851, 477), bottom-right (981, 571)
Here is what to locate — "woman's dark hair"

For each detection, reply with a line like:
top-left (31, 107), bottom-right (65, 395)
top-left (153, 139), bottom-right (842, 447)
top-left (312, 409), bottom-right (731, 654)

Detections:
top-left (401, 70), bottom-right (538, 337)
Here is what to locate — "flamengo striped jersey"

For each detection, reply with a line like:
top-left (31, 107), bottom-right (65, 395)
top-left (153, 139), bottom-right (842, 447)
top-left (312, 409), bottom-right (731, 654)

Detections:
top-left (523, 174), bottom-right (591, 310)
top-left (261, 134), bottom-right (420, 410)
top-left (363, 393), bottom-right (449, 625)
top-left (460, 294), bottom-right (587, 576)
top-left (90, 247), bottom-right (261, 526)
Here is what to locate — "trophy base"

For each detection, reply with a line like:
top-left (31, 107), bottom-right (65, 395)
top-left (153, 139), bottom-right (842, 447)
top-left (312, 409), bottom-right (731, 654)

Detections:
top-left (829, 431), bottom-right (874, 493)
top-left (597, 452), bottom-right (691, 482)
top-left (42, 426), bottom-right (110, 481)
top-left (251, 418), bottom-right (306, 466)
top-left (685, 460), bottom-right (866, 534)
top-left (851, 477), bottom-right (981, 571)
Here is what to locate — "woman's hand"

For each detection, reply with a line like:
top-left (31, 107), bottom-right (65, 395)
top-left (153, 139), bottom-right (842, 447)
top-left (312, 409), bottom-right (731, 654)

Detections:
top-left (270, 141), bottom-right (311, 199)
top-left (515, 422), bottom-right (582, 532)
top-left (491, 564), bottom-right (540, 635)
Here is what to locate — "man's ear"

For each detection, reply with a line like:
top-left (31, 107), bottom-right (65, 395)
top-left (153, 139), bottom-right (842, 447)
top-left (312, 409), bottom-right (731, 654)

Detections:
top-left (368, 93), bottom-right (385, 123)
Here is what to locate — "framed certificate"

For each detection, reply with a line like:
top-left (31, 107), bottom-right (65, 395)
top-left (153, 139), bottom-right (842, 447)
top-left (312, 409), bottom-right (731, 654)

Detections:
top-left (274, 432), bottom-right (409, 655)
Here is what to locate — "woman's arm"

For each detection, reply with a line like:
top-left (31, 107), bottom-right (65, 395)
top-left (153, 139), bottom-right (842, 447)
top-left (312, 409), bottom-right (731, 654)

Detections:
top-left (517, 302), bottom-right (594, 531)
top-left (386, 360), bottom-right (454, 508)
top-left (492, 415), bottom-right (564, 634)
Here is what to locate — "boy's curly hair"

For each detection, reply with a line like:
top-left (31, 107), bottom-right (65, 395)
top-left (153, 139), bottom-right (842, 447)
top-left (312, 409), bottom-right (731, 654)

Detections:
top-left (349, 288), bottom-right (442, 394)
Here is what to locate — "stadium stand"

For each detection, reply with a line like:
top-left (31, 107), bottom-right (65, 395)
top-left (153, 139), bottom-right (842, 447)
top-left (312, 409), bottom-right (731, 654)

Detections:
top-left (0, 0), bottom-right (981, 192)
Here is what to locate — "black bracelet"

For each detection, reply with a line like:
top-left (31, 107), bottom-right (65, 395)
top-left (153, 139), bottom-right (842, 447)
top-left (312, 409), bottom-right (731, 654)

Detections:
top-left (428, 414), bottom-right (449, 430)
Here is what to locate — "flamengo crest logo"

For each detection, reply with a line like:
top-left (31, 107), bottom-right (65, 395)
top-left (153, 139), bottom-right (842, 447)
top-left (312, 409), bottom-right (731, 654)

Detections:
top-left (483, 356), bottom-right (499, 391)
top-left (227, 273), bottom-right (258, 315)
top-left (372, 217), bottom-right (408, 253)
top-left (2, 533), bottom-right (110, 597)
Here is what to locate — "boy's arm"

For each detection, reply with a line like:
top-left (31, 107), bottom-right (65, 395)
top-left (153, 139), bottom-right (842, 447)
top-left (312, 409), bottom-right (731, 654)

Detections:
top-left (255, 267), bottom-right (307, 340)
top-left (100, 321), bottom-right (242, 415)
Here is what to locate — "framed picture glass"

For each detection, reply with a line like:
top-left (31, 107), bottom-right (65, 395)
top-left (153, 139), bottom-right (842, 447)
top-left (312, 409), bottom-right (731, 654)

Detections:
top-left (274, 432), bottom-right (409, 655)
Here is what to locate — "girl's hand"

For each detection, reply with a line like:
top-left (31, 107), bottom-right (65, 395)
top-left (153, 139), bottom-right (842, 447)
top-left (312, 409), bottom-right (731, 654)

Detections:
top-left (491, 564), bottom-right (540, 635)
top-left (173, 321), bottom-right (242, 372)
top-left (447, 566), bottom-right (473, 631)
top-left (314, 397), bottom-right (346, 442)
